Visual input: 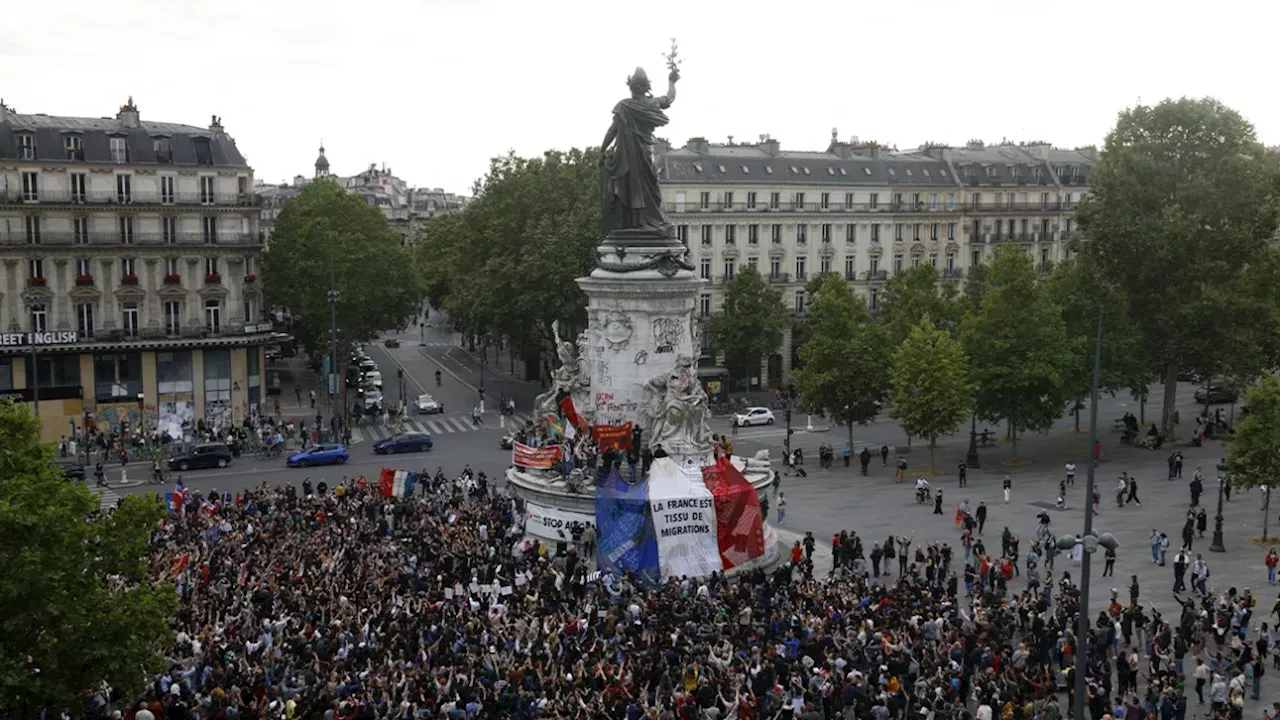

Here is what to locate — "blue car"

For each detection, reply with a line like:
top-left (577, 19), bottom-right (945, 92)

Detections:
top-left (374, 431), bottom-right (433, 455)
top-left (286, 443), bottom-right (349, 468)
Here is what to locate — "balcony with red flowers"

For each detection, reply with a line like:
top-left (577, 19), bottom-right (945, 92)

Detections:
top-left (244, 273), bottom-right (257, 283)
top-left (120, 274), bottom-right (139, 286)
top-left (75, 274), bottom-right (94, 286)
top-left (204, 272), bottom-right (222, 285)
top-left (163, 273), bottom-right (182, 285)
top-left (27, 276), bottom-right (46, 288)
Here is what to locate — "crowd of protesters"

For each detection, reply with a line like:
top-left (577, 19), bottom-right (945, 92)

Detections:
top-left (66, 455), bottom-right (1276, 720)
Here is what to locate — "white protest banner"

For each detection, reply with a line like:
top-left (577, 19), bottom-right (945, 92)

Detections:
top-left (524, 501), bottom-right (596, 542)
top-left (647, 457), bottom-right (724, 579)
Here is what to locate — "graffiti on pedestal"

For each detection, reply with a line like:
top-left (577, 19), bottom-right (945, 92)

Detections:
top-left (651, 317), bottom-right (683, 354)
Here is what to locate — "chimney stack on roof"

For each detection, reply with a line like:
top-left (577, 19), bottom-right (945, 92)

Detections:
top-left (209, 115), bottom-right (224, 133)
top-left (0, 98), bottom-right (9, 124)
top-left (758, 135), bottom-right (780, 156)
top-left (117, 96), bottom-right (140, 129)
top-left (686, 137), bottom-right (711, 154)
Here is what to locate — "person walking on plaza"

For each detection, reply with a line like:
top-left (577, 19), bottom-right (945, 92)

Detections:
top-left (880, 444), bottom-right (889, 467)
top-left (1116, 475), bottom-right (1129, 508)
top-left (842, 442), bottom-right (851, 467)
top-left (1190, 471), bottom-right (1204, 506)
top-left (958, 462), bottom-right (967, 488)
top-left (976, 501), bottom-right (988, 535)
top-left (1003, 475), bottom-right (1012, 503)
top-left (933, 488), bottom-right (945, 515)
top-left (1065, 461), bottom-right (1076, 487)
top-left (776, 492), bottom-right (787, 525)
top-left (1182, 515), bottom-right (1196, 551)
top-left (896, 456), bottom-right (908, 483)
top-left (1103, 544), bottom-right (1117, 576)
top-left (1151, 528), bottom-right (1162, 563)
top-left (1266, 548), bottom-right (1278, 585)
top-left (1172, 550), bottom-right (1188, 593)
top-left (859, 447), bottom-right (872, 476)
top-left (1197, 507), bottom-right (1208, 538)
top-left (1191, 554), bottom-right (1209, 595)
top-left (1126, 474), bottom-right (1141, 505)
top-left (1159, 532), bottom-right (1170, 565)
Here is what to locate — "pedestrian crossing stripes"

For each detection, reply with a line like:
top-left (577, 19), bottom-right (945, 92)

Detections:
top-left (349, 413), bottom-right (531, 444)
top-left (95, 486), bottom-right (123, 512)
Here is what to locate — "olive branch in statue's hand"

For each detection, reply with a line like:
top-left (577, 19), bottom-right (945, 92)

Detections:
top-left (663, 38), bottom-right (682, 83)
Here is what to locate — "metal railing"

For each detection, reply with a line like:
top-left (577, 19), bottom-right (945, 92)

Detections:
top-left (767, 272), bottom-right (791, 284)
top-left (942, 267), bottom-right (965, 279)
top-left (72, 323), bottom-right (275, 344)
top-left (1, 232), bottom-right (260, 247)
top-left (669, 201), bottom-right (966, 214)
top-left (863, 270), bottom-right (889, 281)
top-left (969, 201), bottom-right (1073, 212)
top-left (0, 189), bottom-right (258, 207)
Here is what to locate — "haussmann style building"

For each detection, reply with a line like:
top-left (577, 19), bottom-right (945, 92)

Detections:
top-left (0, 98), bottom-right (272, 442)
top-left (656, 131), bottom-right (1095, 389)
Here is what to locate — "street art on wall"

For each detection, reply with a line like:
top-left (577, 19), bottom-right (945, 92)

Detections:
top-left (93, 403), bottom-right (158, 433)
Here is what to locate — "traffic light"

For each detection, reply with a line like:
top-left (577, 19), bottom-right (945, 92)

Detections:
top-left (397, 367), bottom-right (404, 378)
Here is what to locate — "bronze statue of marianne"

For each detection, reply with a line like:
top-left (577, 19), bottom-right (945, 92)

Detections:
top-left (599, 65), bottom-right (680, 237)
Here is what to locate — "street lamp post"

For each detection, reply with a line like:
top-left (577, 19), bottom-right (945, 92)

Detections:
top-left (327, 244), bottom-right (341, 442)
top-left (1062, 308), bottom-right (1109, 720)
top-left (1210, 458), bottom-right (1228, 552)
top-left (23, 295), bottom-right (41, 417)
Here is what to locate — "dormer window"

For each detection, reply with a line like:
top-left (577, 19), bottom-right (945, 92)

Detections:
top-left (64, 135), bottom-right (84, 161)
top-left (905, 169), bottom-right (913, 176)
top-left (863, 168), bottom-right (871, 176)
top-left (789, 166), bottom-right (798, 174)
top-left (765, 166), bottom-right (773, 175)
top-left (888, 168), bottom-right (896, 177)
top-left (923, 168), bottom-right (931, 177)
top-left (192, 138), bottom-right (213, 166)
top-left (153, 137), bottom-right (172, 163)
top-left (717, 165), bottom-right (726, 173)
top-left (17, 133), bottom-right (35, 160)
top-left (741, 165), bottom-right (750, 174)
top-left (109, 136), bottom-right (129, 163)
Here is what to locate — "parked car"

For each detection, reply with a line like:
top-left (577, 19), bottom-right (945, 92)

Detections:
top-left (168, 443), bottom-right (233, 471)
top-left (55, 458), bottom-right (85, 481)
top-left (383, 337), bottom-right (401, 348)
top-left (357, 358), bottom-right (377, 375)
top-left (733, 407), bottom-right (776, 427)
top-left (286, 444), bottom-right (349, 468)
top-left (374, 431), bottom-right (433, 454)
top-left (1194, 386), bottom-right (1239, 404)
top-left (416, 393), bottom-right (444, 414)
top-left (363, 370), bottom-right (383, 390)
top-left (362, 390), bottom-right (384, 410)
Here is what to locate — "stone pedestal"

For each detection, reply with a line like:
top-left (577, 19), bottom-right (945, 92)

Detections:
top-left (576, 232), bottom-right (704, 437)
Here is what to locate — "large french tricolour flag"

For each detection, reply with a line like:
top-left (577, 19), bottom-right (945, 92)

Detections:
top-left (378, 468), bottom-right (416, 497)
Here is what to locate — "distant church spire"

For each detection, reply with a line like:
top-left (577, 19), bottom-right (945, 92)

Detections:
top-left (315, 141), bottom-right (330, 178)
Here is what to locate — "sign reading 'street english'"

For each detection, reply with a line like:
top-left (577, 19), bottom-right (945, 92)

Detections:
top-left (0, 331), bottom-right (79, 347)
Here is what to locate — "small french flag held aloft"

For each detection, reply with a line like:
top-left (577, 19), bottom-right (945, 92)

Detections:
top-left (378, 468), bottom-right (417, 498)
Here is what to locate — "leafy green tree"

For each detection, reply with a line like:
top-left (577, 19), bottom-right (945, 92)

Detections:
top-left (961, 244), bottom-right (1077, 459)
top-left (890, 316), bottom-right (971, 472)
top-left (962, 262), bottom-right (989, 315)
top-left (1046, 258), bottom-right (1152, 428)
top-left (263, 179), bottom-right (424, 401)
top-left (0, 401), bottom-right (177, 715)
top-left (711, 266), bottom-right (787, 390)
top-left (1227, 373), bottom-right (1280, 539)
top-left (1076, 97), bottom-right (1280, 437)
top-left (879, 264), bottom-right (965, 344)
top-left (793, 274), bottom-right (890, 441)
top-left (415, 149), bottom-right (601, 373)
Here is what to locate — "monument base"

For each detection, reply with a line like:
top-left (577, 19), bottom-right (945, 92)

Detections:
top-left (505, 455), bottom-right (780, 578)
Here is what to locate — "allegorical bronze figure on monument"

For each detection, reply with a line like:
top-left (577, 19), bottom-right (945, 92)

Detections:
top-left (599, 40), bottom-right (682, 238)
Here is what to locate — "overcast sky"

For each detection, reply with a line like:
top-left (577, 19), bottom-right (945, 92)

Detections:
top-left (3, 0), bottom-right (1276, 194)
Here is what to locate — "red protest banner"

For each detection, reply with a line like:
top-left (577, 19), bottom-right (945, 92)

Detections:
top-left (591, 422), bottom-right (633, 451)
top-left (512, 441), bottom-right (561, 469)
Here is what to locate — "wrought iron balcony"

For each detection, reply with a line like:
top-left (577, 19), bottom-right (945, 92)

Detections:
top-left (863, 270), bottom-right (889, 281)
top-left (968, 201), bottom-right (1066, 213)
top-left (767, 272), bottom-right (791, 284)
top-left (942, 267), bottom-right (965, 279)
top-left (0, 232), bottom-right (260, 247)
top-left (0, 189), bottom-right (258, 208)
